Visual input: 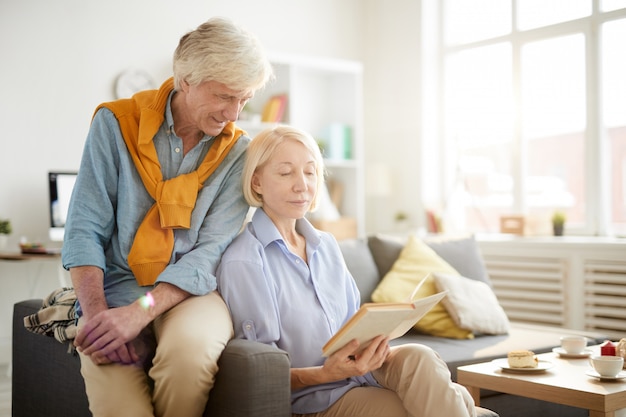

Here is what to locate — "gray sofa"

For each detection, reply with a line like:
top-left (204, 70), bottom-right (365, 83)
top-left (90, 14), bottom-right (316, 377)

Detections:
top-left (12, 299), bottom-right (291, 417)
top-left (12, 234), bottom-right (607, 417)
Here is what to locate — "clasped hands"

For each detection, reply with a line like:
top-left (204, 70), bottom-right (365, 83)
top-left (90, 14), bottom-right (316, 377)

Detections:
top-left (74, 303), bottom-right (147, 366)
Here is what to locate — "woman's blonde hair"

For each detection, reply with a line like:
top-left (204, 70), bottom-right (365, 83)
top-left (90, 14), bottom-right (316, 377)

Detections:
top-left (173, 17), bottom-right (273, 93)
top-left (243, 125), bottom-right (325, 212)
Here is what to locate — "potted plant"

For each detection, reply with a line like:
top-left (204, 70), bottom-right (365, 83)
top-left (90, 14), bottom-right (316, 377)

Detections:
top-left (394, 211), bottom-right (410, 232)
top-left (551, 211), bottom-right (566, 236)
top-left (0, 218), bottom-right (11, 250)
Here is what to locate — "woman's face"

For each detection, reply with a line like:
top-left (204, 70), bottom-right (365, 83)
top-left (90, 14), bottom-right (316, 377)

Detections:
top-left (252, 138), bottom-right (317, 222)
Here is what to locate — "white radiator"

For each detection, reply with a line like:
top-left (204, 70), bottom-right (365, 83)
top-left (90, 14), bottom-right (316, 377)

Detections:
top-left (482, 255), bottom-right (566, 327)
top-left (478, 237), bottom-right (626, 339)
top-left (584, 260), bottom-right (626, 338)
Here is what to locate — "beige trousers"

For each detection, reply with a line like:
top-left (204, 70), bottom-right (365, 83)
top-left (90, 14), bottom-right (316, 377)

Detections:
top-left (77, 292), bottom-right (233, 417)
top-left (294, 344), bottom-right (477, 417)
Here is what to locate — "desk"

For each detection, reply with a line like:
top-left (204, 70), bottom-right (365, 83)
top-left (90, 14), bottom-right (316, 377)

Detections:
top-left (458, 346), bottom-right (626, 417)
top-left (0, 252), bottom-right (69, 297)
top-left (0, 252), bottom-right (69, 373)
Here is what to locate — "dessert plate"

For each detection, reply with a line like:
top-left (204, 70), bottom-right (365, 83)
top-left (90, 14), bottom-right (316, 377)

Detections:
top-left (492, 358), bottom-right (554, 373)
top-left (585, 369), bottom-right (626, 381)
top-left (552, 347), bottom-right (593, 358)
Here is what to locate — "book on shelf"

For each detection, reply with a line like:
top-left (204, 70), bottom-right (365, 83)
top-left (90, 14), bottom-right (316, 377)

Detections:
top-left (261, 94), bottom-right (288, 123)
top-left (425, 209), bottom-right (442, 233)
top-left (322, 276), bottom-right (447, 357)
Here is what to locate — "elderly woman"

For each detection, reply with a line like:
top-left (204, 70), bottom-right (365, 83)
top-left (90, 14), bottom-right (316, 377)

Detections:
top-left (217, 125), bottom-right (477, 417)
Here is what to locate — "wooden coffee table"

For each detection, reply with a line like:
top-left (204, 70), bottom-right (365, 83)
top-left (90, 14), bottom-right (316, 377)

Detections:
top-left (457, 346), bottom-right (626, 417)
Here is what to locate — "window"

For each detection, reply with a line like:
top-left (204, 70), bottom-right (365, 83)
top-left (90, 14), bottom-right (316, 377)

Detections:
top-left (522, 34), bottom-right (586, 228)
top-left (444, 0), bottom-right (511, 45)
top-left (516, 0), bottom-right (590, 30)
top-left (427, 0), bottom-right (626, 236)
top-left (443, 43), bottom-right (514, 232)
top-left (602, 17), bottom-right (626, 235)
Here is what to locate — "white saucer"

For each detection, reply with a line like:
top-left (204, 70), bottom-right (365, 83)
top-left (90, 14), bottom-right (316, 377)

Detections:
top-left (492, 358), bottom-right (554, 373)
top-left (552, 347), bottom-right (593, 358)
top-left (585, 369), bottom-right (626, 381)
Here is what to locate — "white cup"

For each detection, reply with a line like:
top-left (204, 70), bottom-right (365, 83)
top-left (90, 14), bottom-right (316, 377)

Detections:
top-left (590, 355), bottom-right (624, 377)
top-left (560, 336), bottom-right (587, 354)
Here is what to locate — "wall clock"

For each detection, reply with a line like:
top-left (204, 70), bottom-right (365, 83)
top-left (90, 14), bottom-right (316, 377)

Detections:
top-left (114, 69), bottom-right (155, 99)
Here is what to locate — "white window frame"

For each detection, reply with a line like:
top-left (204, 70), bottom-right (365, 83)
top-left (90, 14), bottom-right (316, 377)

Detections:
top-left (421, 0), bottom-right (626, 236)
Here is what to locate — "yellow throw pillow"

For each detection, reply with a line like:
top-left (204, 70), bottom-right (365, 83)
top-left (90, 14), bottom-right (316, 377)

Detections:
top-left (371, 235), bottom-right (474, 339)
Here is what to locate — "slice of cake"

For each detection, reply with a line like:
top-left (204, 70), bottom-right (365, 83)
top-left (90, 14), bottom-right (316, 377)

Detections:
top-left (507, 350), bottom-right (538, 368)
top-left (617, 338), bottom-right (626, 367)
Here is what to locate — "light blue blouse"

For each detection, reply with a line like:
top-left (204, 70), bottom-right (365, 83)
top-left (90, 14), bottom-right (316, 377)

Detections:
top-left (62, 91), bottom-right (250, 310)
top-left (217, 209), bottom-right (380, 414)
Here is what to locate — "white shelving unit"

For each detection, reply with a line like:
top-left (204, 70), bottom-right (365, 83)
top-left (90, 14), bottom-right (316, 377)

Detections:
top-left (239, 54), bottom-right (365, 238)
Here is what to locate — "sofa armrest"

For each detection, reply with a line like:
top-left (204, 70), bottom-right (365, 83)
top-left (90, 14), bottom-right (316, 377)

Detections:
top-left (13, 299), bottom-right (90, 417)
top-left (206, 338), bottom-right (291, 417)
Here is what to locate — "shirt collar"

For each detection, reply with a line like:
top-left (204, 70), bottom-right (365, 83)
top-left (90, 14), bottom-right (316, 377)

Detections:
top-left (251, 208), bottom-right (321, 251)
top-left (165, 90), bottom-right (175, 132)
top-left (165, 90), bottom-right (213, 144)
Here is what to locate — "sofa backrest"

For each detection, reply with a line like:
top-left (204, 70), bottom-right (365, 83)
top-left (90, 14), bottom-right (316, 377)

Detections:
top-left (337, 238), bottom-right (380, 305)
top-left (338, 234), bottom-right (493, 305)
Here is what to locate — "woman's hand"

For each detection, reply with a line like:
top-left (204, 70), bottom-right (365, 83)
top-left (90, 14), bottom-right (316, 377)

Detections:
top-left (290, 335), bottom-right (390, 389)
top-left (323, 335), bottom-right (390, 379)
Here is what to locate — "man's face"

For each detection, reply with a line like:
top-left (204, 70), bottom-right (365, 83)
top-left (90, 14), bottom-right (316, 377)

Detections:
top-left (181, 80), bottom-right (253, 136)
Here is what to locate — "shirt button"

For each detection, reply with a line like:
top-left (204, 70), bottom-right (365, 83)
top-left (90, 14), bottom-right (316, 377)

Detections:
top-left (175, 147), bottom-right (181, 153)
top-left (245, 324), bottom-right (252, 330)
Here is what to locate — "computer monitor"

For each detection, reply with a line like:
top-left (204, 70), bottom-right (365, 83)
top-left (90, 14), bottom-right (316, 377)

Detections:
top-left (48, 171), bottom-right (78, 241)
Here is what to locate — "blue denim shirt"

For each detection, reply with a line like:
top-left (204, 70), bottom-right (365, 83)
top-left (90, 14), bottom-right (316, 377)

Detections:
top-left (217, 209), bottom-right (380, 414)
top-left (62, 91), bottom-right (250, 310)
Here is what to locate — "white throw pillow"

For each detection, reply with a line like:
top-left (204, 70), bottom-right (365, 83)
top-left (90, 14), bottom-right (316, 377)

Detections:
top-left (433, 272), bottom-right (510, 335)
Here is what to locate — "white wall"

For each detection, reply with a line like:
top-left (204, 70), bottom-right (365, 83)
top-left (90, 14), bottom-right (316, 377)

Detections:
top-left (362, 0), bottom-right (423, 233)
top-left (0, 0), bottom-right (370, 250)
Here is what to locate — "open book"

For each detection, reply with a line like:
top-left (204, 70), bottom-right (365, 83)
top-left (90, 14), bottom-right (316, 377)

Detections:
top-left (322, 277), bottom-right (447, 357)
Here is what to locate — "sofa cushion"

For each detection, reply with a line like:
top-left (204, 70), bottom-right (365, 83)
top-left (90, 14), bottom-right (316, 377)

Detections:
top-left (367, 234), bottom-right (405, 278)
top-left (371, 235), bottom-right (473, 339)
top-left (424, 235), bottom-right (493, 287)
top-left (368, 234), bottom-right (492, 288)
top-left (433, 272), bottom-right (510, 335)
top-left (338, 238), bottom-right (380, 304)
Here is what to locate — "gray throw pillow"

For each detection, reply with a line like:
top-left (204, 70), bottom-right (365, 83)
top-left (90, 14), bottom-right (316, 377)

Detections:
top-left (367, 235), bottom-right (406, 278)
top-left (424, 235), bottom-right (492, 287)
top-left (338, 238), bottom-right (380, 305)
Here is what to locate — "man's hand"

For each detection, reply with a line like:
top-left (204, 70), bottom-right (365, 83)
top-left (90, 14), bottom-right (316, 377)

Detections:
top-left (70, 265), bottom-right (190, 366)
top-left (74, 303), bottom-right (148, 365)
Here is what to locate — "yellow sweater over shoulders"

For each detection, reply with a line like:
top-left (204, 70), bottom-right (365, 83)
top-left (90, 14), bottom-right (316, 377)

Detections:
top-left (96, 78), bottom-right (243, 286)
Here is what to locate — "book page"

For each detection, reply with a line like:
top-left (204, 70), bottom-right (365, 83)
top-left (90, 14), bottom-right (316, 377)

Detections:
top-left (322, 291), bottom-right (447, 357)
